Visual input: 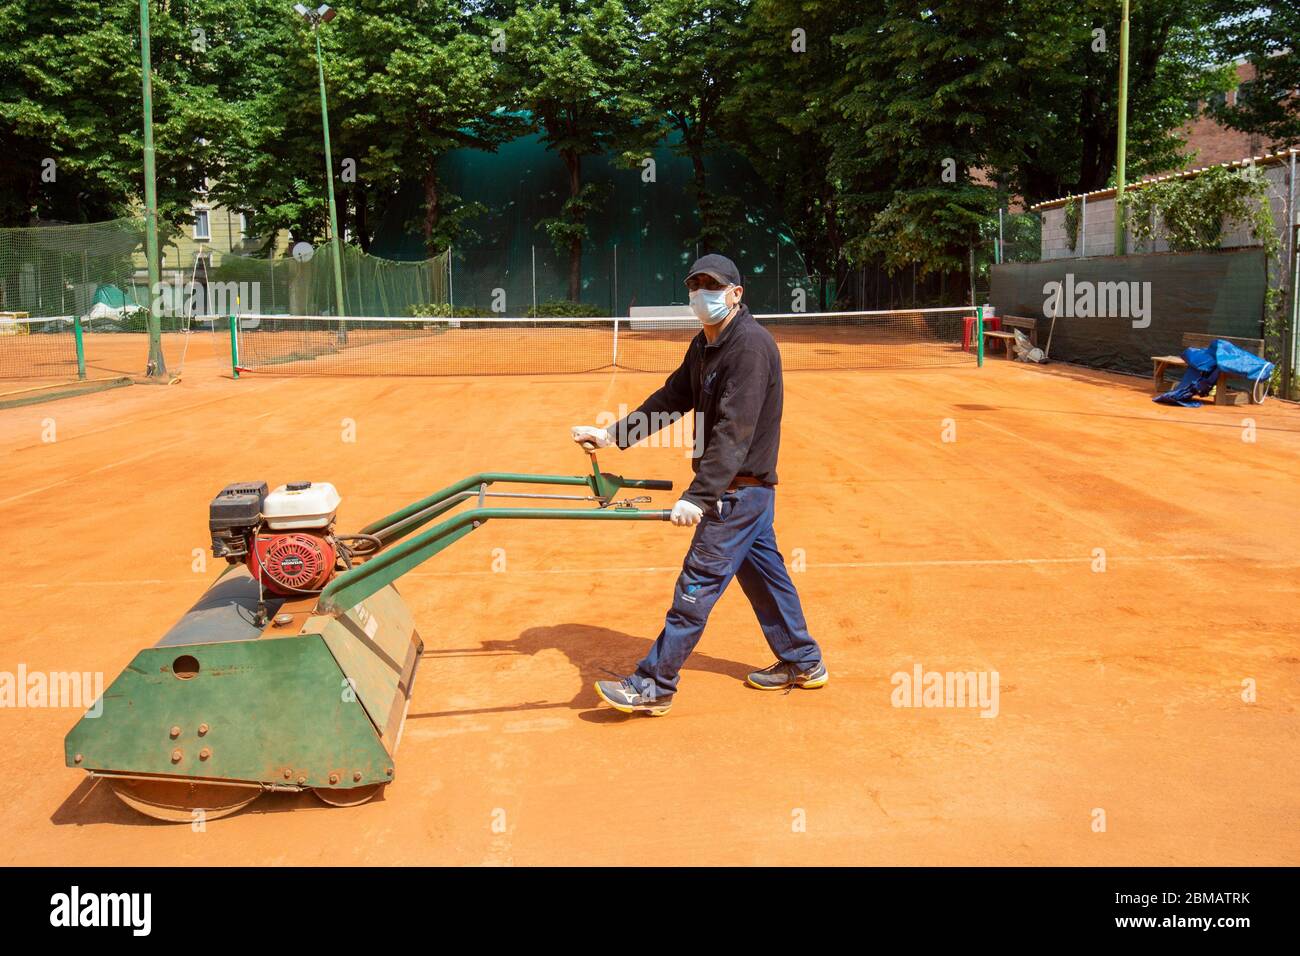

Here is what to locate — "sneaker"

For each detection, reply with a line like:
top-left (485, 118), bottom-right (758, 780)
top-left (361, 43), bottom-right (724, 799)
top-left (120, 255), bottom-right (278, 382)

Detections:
top-left (594, 678), bottom-right (673, 716)
top-left (745, 660), bottom-right (828, 691)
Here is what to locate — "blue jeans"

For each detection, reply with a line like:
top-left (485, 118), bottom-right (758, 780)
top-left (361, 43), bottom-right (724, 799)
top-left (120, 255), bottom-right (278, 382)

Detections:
top-left (632, 485), bottom-right (821, 699)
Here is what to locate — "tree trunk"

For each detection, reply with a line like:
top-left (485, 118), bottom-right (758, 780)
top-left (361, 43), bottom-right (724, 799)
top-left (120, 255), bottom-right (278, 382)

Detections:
top-left (355, 184), bottom-right (370, 254)
top-left (691, 150), bottom-right (710, 250)
top-left (423, 169), bottom-right (441, 259)
top-left (563, 149), bottom-right (582, 302)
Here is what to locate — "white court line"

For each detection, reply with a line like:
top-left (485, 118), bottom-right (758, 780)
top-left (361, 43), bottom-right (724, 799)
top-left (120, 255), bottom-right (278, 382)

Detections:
top-left (401, 553), bottom-right (1262, 575)
top-left (3, 381), bottom-right (290, 453)
top-left (0, 411), bottom-right (275, 509)
top-left (0, 439), bottom-right (190, 508)
top-left (12, 553), bottom-right (1290, 590)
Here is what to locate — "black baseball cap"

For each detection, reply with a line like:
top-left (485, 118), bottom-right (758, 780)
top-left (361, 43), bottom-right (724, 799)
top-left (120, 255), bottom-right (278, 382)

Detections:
top-left (685, 253), bottom-right (742, 288)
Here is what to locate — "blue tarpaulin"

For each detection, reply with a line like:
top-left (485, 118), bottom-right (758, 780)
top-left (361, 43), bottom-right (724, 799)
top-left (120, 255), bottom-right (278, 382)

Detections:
top-left (1153, 339), bottom-right (1273, 407)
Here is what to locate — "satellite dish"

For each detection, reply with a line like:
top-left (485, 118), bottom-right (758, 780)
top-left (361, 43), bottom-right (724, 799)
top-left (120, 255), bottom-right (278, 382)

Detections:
top-left (292, 241), bottom-right (315, 263)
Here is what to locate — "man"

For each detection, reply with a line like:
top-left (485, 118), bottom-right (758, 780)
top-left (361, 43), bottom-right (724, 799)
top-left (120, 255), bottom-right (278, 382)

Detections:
top-left (571, 253), bottom-right (826, 716)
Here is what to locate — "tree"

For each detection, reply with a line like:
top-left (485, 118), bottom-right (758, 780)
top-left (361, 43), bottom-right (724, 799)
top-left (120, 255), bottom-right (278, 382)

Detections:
top-left (1209, 3), bottom-right (1300, 147)
top-left (722, 1), bottom-right (860, 305)
top-left (637, 0), bottom-right (749, 252)
top-left (504, 0), bottom-right (647, 300)
top-left (998, 0), bottom-right (1231, 203)
top-left (201, 1), bottom-right (346, 249)
top-left (0, 0), bottom-right (232, 227)
top-left (332, 1), bottom-right (523, 256)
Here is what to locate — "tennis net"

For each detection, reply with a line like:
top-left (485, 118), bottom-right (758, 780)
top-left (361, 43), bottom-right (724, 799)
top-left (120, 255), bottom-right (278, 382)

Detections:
top-left (0, 314), bottom-right (82, 380)
top-left (228, 307), bottom-right (982, 377)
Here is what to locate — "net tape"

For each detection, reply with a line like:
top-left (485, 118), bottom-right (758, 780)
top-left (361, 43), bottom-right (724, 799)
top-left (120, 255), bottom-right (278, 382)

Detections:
top-left (231, 308), bottom-right (981, 377)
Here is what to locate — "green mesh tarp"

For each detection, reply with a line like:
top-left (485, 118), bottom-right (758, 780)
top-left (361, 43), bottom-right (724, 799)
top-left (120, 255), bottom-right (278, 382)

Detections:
top-left (0, 218), bottom-right (148, 319)
top-left (0, 218), bottom-right (449, 381)
top-left (369, 131), bottom-right (816, 315)
top-left (200, 241), bottom-right (448, 318)
top-left (989, 248), bottom-right (1267, 375)
top-left (0, 219), bottom-right (151, 379)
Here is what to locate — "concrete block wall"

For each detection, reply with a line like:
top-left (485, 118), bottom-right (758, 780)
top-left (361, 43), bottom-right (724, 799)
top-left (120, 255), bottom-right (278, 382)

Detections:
top-left (1039, 160), bottom-right (1295, 264)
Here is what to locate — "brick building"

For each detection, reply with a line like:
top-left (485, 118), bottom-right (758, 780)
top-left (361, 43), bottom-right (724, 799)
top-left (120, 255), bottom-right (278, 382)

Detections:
top-left (1180, 61), bottom-right (1272, 168)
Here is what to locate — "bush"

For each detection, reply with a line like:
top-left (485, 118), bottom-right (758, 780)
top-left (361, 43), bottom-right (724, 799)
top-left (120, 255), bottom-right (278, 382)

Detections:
top-left (526, 300), bottom-right (605, 318)
top-left (409, 303), bottom-right (495, 319)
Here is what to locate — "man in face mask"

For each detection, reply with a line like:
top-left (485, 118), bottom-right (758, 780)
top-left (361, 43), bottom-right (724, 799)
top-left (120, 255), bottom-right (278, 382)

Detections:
top-left (570, 253), bottom-right (826, 716)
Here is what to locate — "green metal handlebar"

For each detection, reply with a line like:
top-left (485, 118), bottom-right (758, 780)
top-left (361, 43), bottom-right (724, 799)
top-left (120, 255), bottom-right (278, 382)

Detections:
top-left (359, 465), bottom-right (672, 546)
top-left (320, 459), bottom-right (674, 615)
top-left (321, 504), bottom-right (670, 615)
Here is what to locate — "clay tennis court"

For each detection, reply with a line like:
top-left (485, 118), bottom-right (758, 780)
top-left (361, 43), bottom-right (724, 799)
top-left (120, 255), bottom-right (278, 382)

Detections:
top-left (1, 333), bottom-right (1297, 865)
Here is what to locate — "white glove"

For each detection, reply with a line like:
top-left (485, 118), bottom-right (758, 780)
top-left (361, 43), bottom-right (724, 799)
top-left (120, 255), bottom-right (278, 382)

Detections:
top-left (670, 498), bottom-right (704, 527)
top-left (571, 424), bottom-right (614, 450)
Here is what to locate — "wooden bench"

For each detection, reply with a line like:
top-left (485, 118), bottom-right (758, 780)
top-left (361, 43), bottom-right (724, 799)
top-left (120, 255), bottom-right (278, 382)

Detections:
top-left (983, 315), bottom-right (1038, 358)
top-left (1151, 333), bottom-right (1266, 405)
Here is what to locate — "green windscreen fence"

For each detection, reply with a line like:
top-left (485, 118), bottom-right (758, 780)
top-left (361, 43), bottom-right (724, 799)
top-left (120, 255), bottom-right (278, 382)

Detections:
top-left (989, 248), bottom-right (1268, 375)
top-left (370, 131), bottom-right (822, 315)
top-left (194, 240), bottom-right (448, 318)
top-left (0, 218), bottom-right (150, 380)
top-left (0, 219), bottom-right (448, 382)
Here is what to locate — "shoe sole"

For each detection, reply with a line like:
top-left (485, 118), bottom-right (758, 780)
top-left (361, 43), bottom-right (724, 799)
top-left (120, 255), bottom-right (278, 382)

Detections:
top-left (745, 670), bottom-right (829, 691)
top-left (593, 681), bottom-right (672, 716)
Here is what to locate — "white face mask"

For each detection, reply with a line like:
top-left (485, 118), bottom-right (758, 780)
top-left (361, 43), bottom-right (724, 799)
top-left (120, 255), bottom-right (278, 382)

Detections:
top-left (689, 287), bottom-right (733, 324)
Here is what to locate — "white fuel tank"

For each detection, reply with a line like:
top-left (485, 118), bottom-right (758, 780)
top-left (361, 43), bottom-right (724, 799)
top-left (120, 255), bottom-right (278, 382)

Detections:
top-left (263, 481), bottom-right (341, 530)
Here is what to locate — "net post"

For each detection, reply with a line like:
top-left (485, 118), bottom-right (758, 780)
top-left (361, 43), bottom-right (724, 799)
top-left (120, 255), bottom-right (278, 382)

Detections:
top-left (73, 316), bottom-right (86, 380)
top-left (612, 315), bottom-right (620, 368)
top-left (976, 306), bottom-right (984, 367)
top-left (228, 313), bottom-right (240, 379)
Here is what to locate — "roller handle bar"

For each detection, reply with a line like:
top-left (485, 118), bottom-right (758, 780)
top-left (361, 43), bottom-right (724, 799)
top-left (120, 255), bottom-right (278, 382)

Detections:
top-left (632, 479), bottom-right (673, 491)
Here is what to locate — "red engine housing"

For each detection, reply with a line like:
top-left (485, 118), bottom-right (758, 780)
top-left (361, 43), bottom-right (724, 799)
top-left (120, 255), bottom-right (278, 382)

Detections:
top-left (247, 532), bottom-right (337, 596)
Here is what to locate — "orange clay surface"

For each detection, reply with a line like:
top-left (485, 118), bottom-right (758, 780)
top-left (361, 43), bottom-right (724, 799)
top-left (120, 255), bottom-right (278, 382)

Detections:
top-left (1, 331), bottom-right (1297, 865)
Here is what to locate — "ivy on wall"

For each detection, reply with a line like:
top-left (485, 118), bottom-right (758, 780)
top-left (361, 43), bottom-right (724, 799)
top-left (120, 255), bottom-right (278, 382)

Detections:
top-left (1121, 165), bottom-right (1284, 386)
top-left (1063, 197), bottom-right (1081, 252)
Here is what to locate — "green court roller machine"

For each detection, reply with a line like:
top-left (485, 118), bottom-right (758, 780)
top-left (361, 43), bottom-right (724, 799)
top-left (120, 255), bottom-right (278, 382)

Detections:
top-left (64, 450), bottom-right (671, 821)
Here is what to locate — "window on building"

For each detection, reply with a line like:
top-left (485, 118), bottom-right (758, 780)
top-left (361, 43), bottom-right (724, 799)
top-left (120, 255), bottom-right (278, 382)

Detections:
top-left (1208, 90), bottom-right (1227, 110)
top-left (1236, 81), bottom-right (1255, 107)
top-left (193, 208), bottom-right (210, 240)
top-left (240, 212), bottom-right (253, 239)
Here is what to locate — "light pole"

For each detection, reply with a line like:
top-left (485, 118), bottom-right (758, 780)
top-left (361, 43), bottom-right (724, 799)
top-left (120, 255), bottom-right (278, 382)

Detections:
top-left (1114, 0), bottom-right (1131, 255)
top-left (139, 0), bottom-right (166, 377)
top-left (294, 3), bottom-right (347, 318)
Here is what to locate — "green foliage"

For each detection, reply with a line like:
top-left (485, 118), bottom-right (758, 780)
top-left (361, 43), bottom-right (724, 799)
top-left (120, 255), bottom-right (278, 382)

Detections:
top-left (1124, 163), bottom-right (1284, 379)
top-left (526, 299), bottom-right (605, 318)
top-left (0, 0), bottom-right (1265, 307)
top-left (0, 0), bottom-right (234, 225)
top-left (636, 0), bottom-right (748, 251)
top-left (539, 182), bottom-right (611, 256)
top-left (1063, 198), bottom-right (1082, 253)
top-left (409, 303), bottom-right (494, 318)
top-left (719, 0), bottom-right (856, 294)
top-left (408, 299), bottom-right (603, 318)
top-left (1124, 165), bottom-right (1277, 254)
top-left (1208, 2), bottom-right (1300, 146)
top-left (328, 1), bottom-right (523, 254)
top-left (502, 0), bottom-right (647, 298)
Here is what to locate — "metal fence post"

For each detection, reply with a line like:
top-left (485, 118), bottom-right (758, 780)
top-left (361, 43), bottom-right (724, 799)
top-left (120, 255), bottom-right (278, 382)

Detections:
top-left (228, 313), bottom-right (240, 379)
top-left (73, 315), bottom-right (86, 380)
